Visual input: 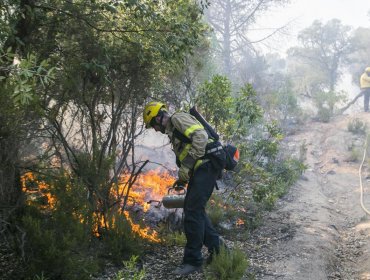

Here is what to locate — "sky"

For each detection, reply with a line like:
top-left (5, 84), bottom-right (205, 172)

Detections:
top-left (250, 0), bottom-right (370, 55)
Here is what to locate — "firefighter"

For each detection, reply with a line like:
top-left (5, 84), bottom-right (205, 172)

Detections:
top-left (360, 67), bottom-right (370, 112)
top-left (143, 101), bottom-right (223, 275)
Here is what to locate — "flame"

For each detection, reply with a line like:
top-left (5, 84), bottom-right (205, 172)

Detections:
top-left (21, 172), bottom-right (56, 209)
top-left (236, 218), bottom-right (245, 227)
top-left (114, 169), bottom-right (176, 242)
top-left (117, 169), bottom-right (176, 212)
top-left (21, 169), bottom-right (176, 243)
top-left (123, 211), bottom-right (160, 243)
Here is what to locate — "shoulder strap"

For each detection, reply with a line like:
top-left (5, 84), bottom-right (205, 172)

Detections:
top-left (173, 128), bottom-right (191, 144)
top-left (170, 113), bottom-right (192, 144)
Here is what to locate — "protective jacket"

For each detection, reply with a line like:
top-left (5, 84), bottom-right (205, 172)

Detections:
top-left (165, 112), bottom-right (208, 170)
top-left (360, 72), bottom-right (370, 89)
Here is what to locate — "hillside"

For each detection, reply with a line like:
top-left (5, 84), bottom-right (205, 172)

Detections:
top-left (245, 112), bottom-right (370, 279)
top-left (109, 112), bottom-right (370, 280)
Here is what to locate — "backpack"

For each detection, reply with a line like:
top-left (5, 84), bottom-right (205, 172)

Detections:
top-left (223, 144), bottom-right (239, 171)
top-left (172, 106), bottom-right (239, 171)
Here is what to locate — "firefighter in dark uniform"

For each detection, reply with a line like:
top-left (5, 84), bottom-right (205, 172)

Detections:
top-left (143, 101), bottom-right (222, 275)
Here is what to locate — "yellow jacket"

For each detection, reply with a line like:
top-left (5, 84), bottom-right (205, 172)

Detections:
top-left (165, 112), bottom-right (208, 169)
top-left (360, 72), bottom-right (370, 89)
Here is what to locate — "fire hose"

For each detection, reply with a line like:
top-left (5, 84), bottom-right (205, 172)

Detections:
top-left (359, 134), bottom-right (370, 215)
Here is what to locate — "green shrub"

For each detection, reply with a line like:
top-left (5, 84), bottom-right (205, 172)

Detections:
top-left (348, 118), bottom-right (367, 135)
top-left (102, 213), bottom-right (143, 264)
top-left (205, 246), bottom-right (249, 280)
top-left (316, 107), bottom-right (332, 123)
top-left (159, 228), bottom-right (187, 246)
top-left (19, 172), bottom-right (144, 279)
top-left (347, 146), bottom-right (360, 162)
top-left (33, 272), bottom-right (48, 280)
top-left (252, 158), bottom-right (306, 209)
top-left (113, 255), bottom-right (145, 280)
top-left (206, 194), bottom-right (238, 227)
top-left (20, 206), bottom-right (99, 280)
top-left (207, 202), bottom-right (225, 226)
top-left (312, 90), bottom-right (345, 123)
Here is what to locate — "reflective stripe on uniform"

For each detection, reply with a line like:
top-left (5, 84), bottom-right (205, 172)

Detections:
top-left (194, 159), bottom-right (203, 170)
top-left (184, 124), bottom-right (204, 138)
top-left (178, 143), bottom-right (192, 162)
top-left (206, 145), bottom-right (223, 154)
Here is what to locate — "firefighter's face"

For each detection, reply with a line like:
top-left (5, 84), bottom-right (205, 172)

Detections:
top-left (153, 115), bottom-right (166, 134)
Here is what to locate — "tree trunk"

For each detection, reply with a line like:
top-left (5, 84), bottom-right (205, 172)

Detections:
top-left (222, 0), bottom-right (232, 77)
top-left (0, 136), bottom-right (22, 209)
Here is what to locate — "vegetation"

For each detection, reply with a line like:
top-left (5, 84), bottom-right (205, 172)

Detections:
top-left (348, 118), bottom-right (367, 135)
top-left (1, 0), bottom-right (207, 278)
top-left (205, 246), bottom-right (249, 280)
top-left (196, 78), bottom-right (306, 210)
top-left (113, 255), bottom-right (145, 280)
top-left (1, 0), bottom-right (368, 279)
top-left (347, 143), bottom-right (361, 163)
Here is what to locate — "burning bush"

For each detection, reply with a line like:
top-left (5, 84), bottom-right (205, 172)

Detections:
top-left (19, 168), bottom-right (177, 278)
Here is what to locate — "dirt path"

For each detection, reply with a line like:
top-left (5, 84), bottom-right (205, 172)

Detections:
top-left (246, 113), bottom-right (370, 280)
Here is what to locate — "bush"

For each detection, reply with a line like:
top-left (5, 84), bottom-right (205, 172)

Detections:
top-left (206, 194), bottom-right (238, 227)
top-left (205, 246), bottom-right (249, 280)
top-left (102, 213), bottom-right (144, 264)
top-left (113, 255), bottom-right (145, 280)
top-left (18, 172), bottom-right (144, 279)
top-left (347, 146), bottom-right (361, 162)
top-left (312, 90), bottom-right (346, 123)
top-left (159, 228), bottom-right (187, 247)
top-left (316, 107), bottom-right (332, 123)
top-left (252, 158), bottom-right (306, 209)
top-left (348, 118), bottom-right (367, 135)
top-left (20, 206), bottom-right (99, 280)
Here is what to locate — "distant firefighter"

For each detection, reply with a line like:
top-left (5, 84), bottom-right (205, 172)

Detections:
top-left (360, 67), bottom-right (370, 112)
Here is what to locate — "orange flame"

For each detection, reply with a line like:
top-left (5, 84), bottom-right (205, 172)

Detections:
top-left (123, 211), bottom-right (160, 243)
top-left (22, 169), bottom-right (176, 242)
top-left (21, 172), bottom-right (56, 209)
top-left (117, 169), bottom-right (176, 212)
top-left (236, 218), bottom-right (245, 227)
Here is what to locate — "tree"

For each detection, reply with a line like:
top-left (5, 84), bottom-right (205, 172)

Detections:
top-left (0, 1), bottom-right (54, 211)
top-left (287, 19), bottom-right (352, 93)
top-left (196, 75), bottom-right (233, 134)
top-left (346, 27), bottom-right (370, 85)
top-left (0, 0), bottom-right (207, 235)
top-left (205, 0), bottom-right (288, 78)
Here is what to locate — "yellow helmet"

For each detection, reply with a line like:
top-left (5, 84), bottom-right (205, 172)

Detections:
top-left (143, 101), bottom-right (167, 128)
top-left (366, 67), bottom-right (370, 73)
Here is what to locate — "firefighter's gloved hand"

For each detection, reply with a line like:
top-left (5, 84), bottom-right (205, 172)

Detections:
top-left (178, 166), bottom-right (191, 184)
top-left (174, 179), bottom-right (186, 188)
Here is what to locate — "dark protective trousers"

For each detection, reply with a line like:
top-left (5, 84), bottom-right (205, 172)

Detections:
top-left (183, 161), bottom-right (220, 266)
top-left (363, 88), bottom-right (370, 112)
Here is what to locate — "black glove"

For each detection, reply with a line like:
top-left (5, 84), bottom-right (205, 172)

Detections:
top-left (174, 179), bottom-right (186, 191)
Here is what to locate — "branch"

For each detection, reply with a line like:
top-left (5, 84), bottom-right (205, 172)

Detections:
top-left (33, 3), bottom-right (173, 34)
top-left (233, 0), bottom-right (266, 31)
top-left (248, 20), bottom-right (293, 44)
top-left (121, 160), bottom-right (149, 211)
top-left (337, 92), bottom-right (363, 115)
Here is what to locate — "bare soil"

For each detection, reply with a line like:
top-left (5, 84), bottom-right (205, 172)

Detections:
top-left (245, 112), bottom-right (370, 280)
